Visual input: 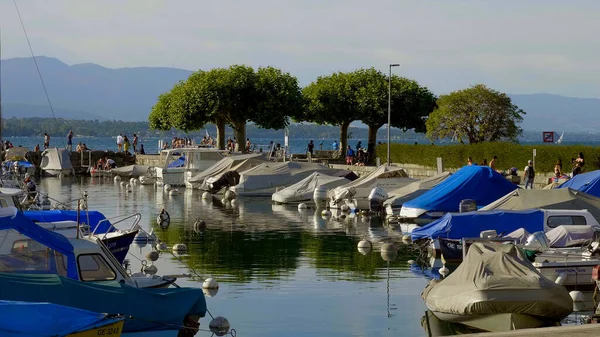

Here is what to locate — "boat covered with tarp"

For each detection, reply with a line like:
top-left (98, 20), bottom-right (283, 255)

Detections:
top-left (557, 170), bottom-right (600, 197)
top-left (272, 172), bottom-right (350, 204)
top-left (110, 164), bottom-right (152, 177)
top-left (0, 300), bottom-right (125, 337)
top-left (187, 153), bottom-right (268, 190)
top-left (400, 166), bottom-right (518, 220)
top-left (545, 225), bottom-right (597, 247)
top-left (40, 147), bottom-right (74, 177)
top-left (422, 242), bottom-right (573, 332)
top-left (384, 172), bottom-right (452, 213)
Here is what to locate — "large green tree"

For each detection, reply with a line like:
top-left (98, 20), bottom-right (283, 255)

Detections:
top-left (302, 68), bottom-right (436, 156)
top-left (149, 65), bottom-right (303, 151)
top-left (426, 84), bottom-right (525, 144)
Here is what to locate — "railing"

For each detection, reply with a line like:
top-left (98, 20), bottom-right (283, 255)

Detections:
top-left (91, 212), bottom-right (142, 240)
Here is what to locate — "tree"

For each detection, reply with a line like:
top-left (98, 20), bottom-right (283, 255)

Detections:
top-left (426, 84), bottom-right (525, 144)
top-left (148, 65), bottom-right (303, 151)
top-left (302, 68), bottom-right (436, 156)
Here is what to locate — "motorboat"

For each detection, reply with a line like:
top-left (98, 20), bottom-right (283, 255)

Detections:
top-left (272, 172), bottom-right (350, 205)
top-left (0, 300), bottom-right (125, 337)
top-left (400, 166), bottom-right (518, 221)
top-left (40, 147), bottom-right (74, 177)
top-left (90, 164), bottom-right (153, 179)
top-left (187, 153), bottom-right (268, 190)
top-left (383, 172), bottom-right (452, 215)
top-left (327, 165), bottom-right (413, 211)
top-left (557, 170), bottom-right (600, 197)
top-left (422, 242), bottom-right (573, 332)
top-left (0, 206), bottom-right (176, 289)
top-left (231, 161), bottom-right (358, 197)
top-left (155, 148), bottom-right (229, 186)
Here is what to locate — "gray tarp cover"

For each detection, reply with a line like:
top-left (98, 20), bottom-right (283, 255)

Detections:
top-left (328, 165), bottom-right (410, 202)
top-left (272, 172), bottom-right (350, 204)
top-left (188, 153), bottom-right (268, 184)
top-left (545, 225), bottom-right (595, 247)
top-left (422, 243), bottom-right (572, 320)
top-left (111, 165), bottom-right (151, 177)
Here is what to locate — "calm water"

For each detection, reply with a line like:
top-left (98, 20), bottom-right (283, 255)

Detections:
top-left (37, 176), bottom-right (431, 337)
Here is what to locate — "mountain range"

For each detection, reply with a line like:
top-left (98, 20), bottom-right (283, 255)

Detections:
top-left (1, 56), bottom-right (599, 132)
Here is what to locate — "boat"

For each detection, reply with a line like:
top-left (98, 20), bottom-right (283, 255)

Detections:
top-left (328, 165), bottom-right (412, 210)
top-left (40, 147), bottom-right (75, 177)
top-left (155, 148), bottom-right (229, 186)
top-left (400, 166), bottom-right (518, 221)
top-left (383, 172), bottom-right (452, 215)
top-left (422, 242), bottom-right (573, 332)
top-left (231, 161), bottom-right (358, 197)
top-left (557, 170), bottom-right (600, 197)
top-left (187, 153), bottom-right (269, 190)
top-left (0, 300), bottom-right (125, 337)
top-left (272, 172), bottom-right (351, 205)
top-left (90, 164), bottom-right (153, 179)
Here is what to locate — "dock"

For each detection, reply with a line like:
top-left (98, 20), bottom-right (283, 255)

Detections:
top-left (469, 324), bottom-right (600, 336)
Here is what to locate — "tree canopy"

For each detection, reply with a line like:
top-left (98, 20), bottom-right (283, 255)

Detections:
top-left (426, 84), bottom-right (525, 144)
top-left (149, 65), bottom-right (303, 150)
top-left (302, 68), bottom-right (436, 155)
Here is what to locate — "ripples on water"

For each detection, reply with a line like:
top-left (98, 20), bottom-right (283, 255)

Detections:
top-left (36, 176), bottom-right (592, 336)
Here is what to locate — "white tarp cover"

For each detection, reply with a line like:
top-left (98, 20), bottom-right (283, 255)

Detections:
top-left (503, 228), bottom-right (531, 245)
top-left (188, 154), bottom-right (268, 185)
top-left (272, 172), bottom-right (350, 204)
top-left (422, 242), bottom-right (573, 321)
top-left (545, 225), bottom-right (595, 247)
top-left (328, 165), bottom-right (411, 202)
top-left (383, 172), bottom-right (452, 209)
top-left (236, 162), bottom-right (353, 193)
top-left (40, 148), bottom-right (73, 171)
top-left (111, 165), bottom-right (151, 177)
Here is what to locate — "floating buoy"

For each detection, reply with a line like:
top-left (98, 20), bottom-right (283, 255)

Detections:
top-left (146, 251), bottom-right (159, 262)
top-left (133, 231), bottom-right (149, 242)
top-left (357, 240), bottom-right (372, 255)
top-left (360, 216), bottom-right (370, 223)
top-left (155, 241), bottom-right (168, 251)
top-left (439, 265), bottom-right (450, 277)
top-left (202, 192), bottom-right (212, 200)
top-left (220, 198), bottom-right (228, 204)
top-left (230, 199), bottom-right (237, 207)
top-left (168, 189), bottom-right (179, 196)
top-left (340, 204), bottom-right (350, 212)
top-left (381, 243), bottom-right (397, 252)
top-left (120, 181), bottom-right (126, 187)
top-left (194, 218), bottom-right (206, 232)
top-left (129, 178), bottom-right (136, 184)
top-left (172, 243), bottom-right (188, 254)
top-left (298, 203), bottom-right (308, 210)
top-left (163, 184), bottom-right (172, 192)
top-left (381, 245), bottom-right (398, 262)
top-left (402, 235), bottom-right (411, 242)
top-left (114, 176), bottom-right (121, 182)
top-left (407, 259), bottom-right (415, 265)
top-left (570, 290), bottom-right (585, 302)
top-left (157, 209), bottom-right (170, 228)
top-left (321, 209), bottom-right (332, 217)
top-left (224, 190), bottom-right (237, 201)
top-left (209, 316), bottom-right (230, 337)
top-left (203, 277), bottom-right (219, 289)
top-left (143, 264), bottom-right (158, 275)
top-left (203, 287), bottom-right (219, 298)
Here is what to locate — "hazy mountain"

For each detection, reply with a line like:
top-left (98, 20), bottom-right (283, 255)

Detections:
top-left (1, 56), bottom-right (600, 132)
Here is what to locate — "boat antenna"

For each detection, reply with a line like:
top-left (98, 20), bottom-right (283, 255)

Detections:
top-left (13, 0), bottom-right (64, 143)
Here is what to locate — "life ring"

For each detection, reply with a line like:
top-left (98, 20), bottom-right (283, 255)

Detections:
top-left (157, 210), bottom-right (170, 228)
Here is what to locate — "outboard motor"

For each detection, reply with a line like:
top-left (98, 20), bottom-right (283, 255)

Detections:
top-left (313, 185), bottom-right (328, 209)
top-left (525, 231), bottom-right (549, 250)
top-left (368, 187), bottom-right (388, 214)
top-left (459, 199), bottom-right (477, 213)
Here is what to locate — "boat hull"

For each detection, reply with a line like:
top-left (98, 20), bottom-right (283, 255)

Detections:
top-left (67, 320), bottom-right (124, 337)
top-left (101, 230), bottom-right (138, 265)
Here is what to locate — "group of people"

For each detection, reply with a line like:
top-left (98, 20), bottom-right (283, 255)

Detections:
top-left (116, 134), bottom-right (140, 155)
top-left (95, 156), bottom-right (117, 171)
top-left (345, 141), bottom-right (369, 166)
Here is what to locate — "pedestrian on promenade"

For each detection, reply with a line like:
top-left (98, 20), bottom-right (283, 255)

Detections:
top-left (307, 140), bottom-right (314, 155)
top-left (116, 134), bottom-right (124, 152)
top-left (524, 160), bottom-right (535, 189)
top-left (43, 133), bottom-right (50, 149)
top-left (66, 130), bottom-right (74, 152)
top-left (133, 133), bottom-right (138, 153)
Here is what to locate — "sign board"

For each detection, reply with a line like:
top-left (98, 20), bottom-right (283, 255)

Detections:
top-left (543, 132), bottom-right (554, 143)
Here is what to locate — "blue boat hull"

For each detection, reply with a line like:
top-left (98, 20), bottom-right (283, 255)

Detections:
top-left (101, 230), bottom-right (137, 264)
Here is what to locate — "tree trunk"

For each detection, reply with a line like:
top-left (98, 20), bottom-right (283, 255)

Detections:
top-left (215, 118), bottom-right (226, 150)
top-left (339, 121), bottom-right (351, 157)
top-left (367, 124), bottom-right (382, 157)
top-left (233, 121), bottom-right (247, 152)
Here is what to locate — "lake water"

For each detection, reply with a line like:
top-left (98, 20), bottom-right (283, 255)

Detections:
top-left (34, 176), bottom-right (593, 337)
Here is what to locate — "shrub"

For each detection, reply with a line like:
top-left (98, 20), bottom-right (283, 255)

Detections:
top-left (375, 142), bottom-right (600, 174)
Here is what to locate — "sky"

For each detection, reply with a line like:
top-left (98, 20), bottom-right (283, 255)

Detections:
top-left (1, 0), bottom-right (600, 97)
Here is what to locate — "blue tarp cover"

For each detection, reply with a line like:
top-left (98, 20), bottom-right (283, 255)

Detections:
top-left (0, 300), bottom-right (122, 337)
top-left (167, 155), bottom-right (186, 168)
top-left (411, 209), bottom-right (544, 240)
top-left (558, 170), bottom-right (600, 197)
top-left (23, 210), bottom-right (113, 234)
top-left (402, 166), bottom-right (518, 214)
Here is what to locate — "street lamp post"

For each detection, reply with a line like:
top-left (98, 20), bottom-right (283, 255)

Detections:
top-left (387, 64), bottom-right (400, 166)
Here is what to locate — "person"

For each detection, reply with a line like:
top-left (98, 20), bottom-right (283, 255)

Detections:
top-left (139, 144), bottom-right (145, 155)
top-left (307, 140), bottom-right (314, 155)
top-left (332, 141), bottom-right (338, 151)
top-left (246, 138), bottom-right (251, 151)
top-left (523, 160), bottom-right (535, 189)
top-left (116, 134), bottom-right (124, 152)
top-left (34, 144), bottom-right (40, 153)
top-left (96, 157), bottom-right (105, 170)
top-left (489, 156), bottom-right (498, 171)
top-left (43, 133), bottom-right (50, 149)
top-left (76, 142), bottom-right (83, 153)
top-left (575, 152), bottom-right (585, 168)
top-left (133, 134), bottom-right (139, 153)
top-left (82, 143), bottom-right (89, 151)
top-left (104, 157), bottom-right (117, 170)
top-left (554, 159), bottom-right (563, 179)
top-left (66, 130), bottom-right (74, 152)
top-left (572, 162), bottom-right (582, 177)
top-left (467, 157), bottom-right (473, 166)
top-left (356, 141), bottom-right (362, 152)
top-left (346, 145), bottom-right (354, 165)
top-left (24, 174), bottom-right (36, 193)
top-left (123, 135), bottom-right (131, 154)
top-left (481, 159), bottom-right (488, 166)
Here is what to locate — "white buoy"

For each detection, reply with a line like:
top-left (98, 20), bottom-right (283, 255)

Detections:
top-left (120, 181), bottom-right (126, 187)
top-left (439, 265), bottom-right (450, 277)
top-left (146, 251), bottom-right (159, 262)
top-left (203, 277), bottom-right (219, 289)
top-left (172, 243), bottom-right (188, 254)
top-left (340, 204), bottom-right (350, 212)
top-left (130, 178), bottom-right (136, 184)
top-left (570, 290), bottom-right (585, 302)
top-left (155, 241), bottom-right (168, 251)
top-left (381, 243), bottom-right (397, 252)
top-left (114, 176), bottom-right (121, 182)
top-left (143, 264), bottom-right (158, 275)
top-left (321, 209), bottom-right (332, 217)
top-left (298, 203), bottom-right (308, 210)
top-left (407, 259), bottom-right (415, 264)
top-left (209, 316), bottom-right (230, 337)
top-left (224, 190), bottom-right (237, 201)
top-left (133, 231), bottom-right (149, 242)
top-left (203, 287), bottom-right (219, 298)
top-left (230, 198), bottom-right (237, 207)
top-left (221, 198), bottom-right (228, 204)
top-left (358, 240), bottom-right (372, 249)
top-left (381, 244), bottom-right (398, 262)
top-left (202, 192), bottom-right (212, 200)
top-left (169, 189), bottom-right (179, 196)
top-left (163, 184), bottom-right (172, 192)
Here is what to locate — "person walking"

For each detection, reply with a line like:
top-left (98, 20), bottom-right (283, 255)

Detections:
top-left (346, 145), bottom-right (355, 165)
top-left (66, 130), bottom-right (74, 152)
top-left (43, 133), bottom-right (50, 149)
top-left (133, 133), bottom-right (139, 153)
top-left (307, 140), bottom-right (314, 155)
top-left (523, 160), bottom-right (535, 189)
top-left (116, 134), bottom-right (124, 152)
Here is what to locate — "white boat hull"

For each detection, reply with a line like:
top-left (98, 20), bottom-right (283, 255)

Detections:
top-left (43, 169), bottom-right (74, 177)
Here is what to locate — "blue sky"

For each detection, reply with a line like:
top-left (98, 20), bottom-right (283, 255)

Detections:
top-left (1, 0), bottom-right (599, 97)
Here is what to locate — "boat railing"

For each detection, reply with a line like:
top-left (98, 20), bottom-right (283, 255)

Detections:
top-left (91, 212), bottom-right (142, 240)
top-left (20, 190), bottom-right (71, 210)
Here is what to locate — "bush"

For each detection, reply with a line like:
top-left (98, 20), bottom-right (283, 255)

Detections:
top-left (375, 142), bottom-right (600, 174)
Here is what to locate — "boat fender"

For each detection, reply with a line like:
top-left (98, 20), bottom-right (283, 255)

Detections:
top-left (298, 203), bottom-right (308, 210)
top-left (555, 272), bottom-right (568, 285)
top-left (439, 265), bottom-right (450, 277)
top-left (203, 277), bottom-right (219, 289)
top-left (146, 251), bottom-right (159, 262)
top-left (570, 290), bottom-right (585, 302)
top-left (163, 184), bottom-right (172, 192)
top-left (209, 316), bottom-right (230, 337)
top-left (157, 209), bottom-right (170, 228)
